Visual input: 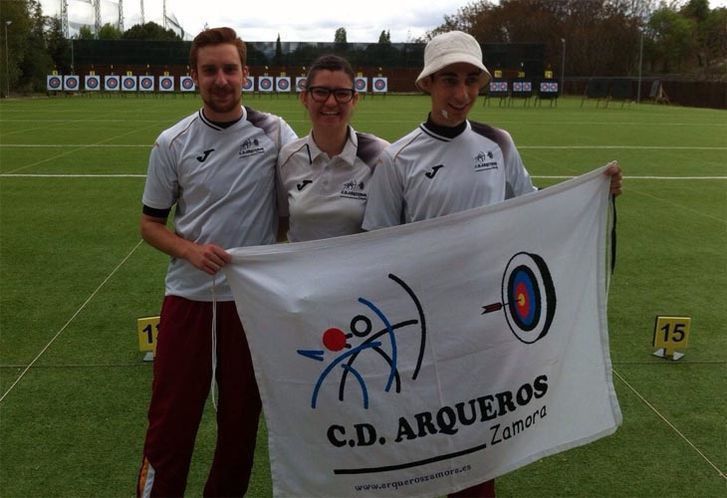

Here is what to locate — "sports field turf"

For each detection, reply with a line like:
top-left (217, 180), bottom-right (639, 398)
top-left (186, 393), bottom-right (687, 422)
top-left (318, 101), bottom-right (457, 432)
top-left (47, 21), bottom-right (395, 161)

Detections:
top-left (0, 93), bottom-right (725, 497)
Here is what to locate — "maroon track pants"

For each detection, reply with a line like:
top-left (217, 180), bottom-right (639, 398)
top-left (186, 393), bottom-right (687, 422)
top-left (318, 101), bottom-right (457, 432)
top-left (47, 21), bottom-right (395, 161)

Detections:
top-left (137, 296), bottom-right (261, 497)
top-left (449, 479), bottom-right (496, 498)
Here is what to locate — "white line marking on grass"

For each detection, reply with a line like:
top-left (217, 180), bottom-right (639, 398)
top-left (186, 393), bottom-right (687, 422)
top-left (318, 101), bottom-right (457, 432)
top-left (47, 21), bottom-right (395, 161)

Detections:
top-left (4, 124), bottom-right (162, 174)
top-left (519, 146), bottom-right (727, 150)
top-left (1, 144), bottom-right (726, 150)
top-left (612, 369), bottom-right (726, 481)
top-left (0, 174), bottom-right (146, 178)
top-left (2, 174), bottom-right (725, 180)
top-left (0, 240), bottom-right (144, 404)
top-left (0, 144), bottom-right (149, 148)
top-left (533, 176), bottom-right (727, 180)
top-left (628, 188), bottom-right (727, 224)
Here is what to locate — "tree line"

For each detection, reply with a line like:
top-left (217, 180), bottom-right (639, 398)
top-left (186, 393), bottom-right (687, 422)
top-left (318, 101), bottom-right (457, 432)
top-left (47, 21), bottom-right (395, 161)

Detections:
top-left (429, 0), bottom-right (726, 78)
top-left (1, 0), bottom-right (725, 96)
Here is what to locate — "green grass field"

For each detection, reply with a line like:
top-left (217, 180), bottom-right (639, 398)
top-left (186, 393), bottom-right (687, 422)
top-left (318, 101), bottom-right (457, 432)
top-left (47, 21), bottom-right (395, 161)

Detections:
top-left (1, 93), bottom-right (725, 497)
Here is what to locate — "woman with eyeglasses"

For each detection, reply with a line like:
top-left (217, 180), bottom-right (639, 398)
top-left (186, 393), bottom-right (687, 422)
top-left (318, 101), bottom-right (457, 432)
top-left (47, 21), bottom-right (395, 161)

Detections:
top-left (277, 54), bottom-right (389, 242)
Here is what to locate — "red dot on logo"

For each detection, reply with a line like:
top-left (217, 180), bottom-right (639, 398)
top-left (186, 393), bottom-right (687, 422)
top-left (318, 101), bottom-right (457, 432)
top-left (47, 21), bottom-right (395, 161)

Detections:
top-left (322, 328), bottom-right (347, 352)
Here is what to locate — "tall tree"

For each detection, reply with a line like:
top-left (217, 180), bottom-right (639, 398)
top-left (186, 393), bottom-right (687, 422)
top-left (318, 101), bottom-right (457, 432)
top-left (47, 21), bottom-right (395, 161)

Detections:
top-left (334, 27), bottom-right (347, 44)
top-left (274, 33), bottom-right (284, 66)
top-left (334, 27), bottom-right (348, 53)
top-left (701, 7), bottom-right (727, 70)
top-left (1, 0), bottom-right (31, 96)
top-left (18, 0), bottom-right (53, 90)
top-left (123, 22), bottom-right (182, 41)
top-left (77, 26), bottom-right (95, 40)
top-left (647, 6), bottom-right (696, 72)
top-left (45, 16), bottom-right (72, 73)
top-left (98, 23), bottom-right (123, 40)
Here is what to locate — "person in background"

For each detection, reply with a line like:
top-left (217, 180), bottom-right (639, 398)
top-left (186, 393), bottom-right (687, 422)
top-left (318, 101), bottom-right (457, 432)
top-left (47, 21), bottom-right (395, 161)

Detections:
top-left (362, 30), bottom-right (623, 497)
top-left (136, 27), bottom-right (297, 497)
top-left (277, 54), bottom-right (388, 242)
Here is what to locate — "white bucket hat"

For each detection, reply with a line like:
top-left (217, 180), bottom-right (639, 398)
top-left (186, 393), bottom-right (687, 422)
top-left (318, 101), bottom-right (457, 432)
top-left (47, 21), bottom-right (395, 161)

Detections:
top-left (415, 31), bottom-right (491, 91)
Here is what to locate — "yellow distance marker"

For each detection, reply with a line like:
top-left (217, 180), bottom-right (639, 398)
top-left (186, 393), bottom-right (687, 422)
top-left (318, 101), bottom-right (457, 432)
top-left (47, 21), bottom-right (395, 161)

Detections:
top-left (652, 316), bottom-right (691, 360)
top-left (137, 316), bottom-right (160, 361)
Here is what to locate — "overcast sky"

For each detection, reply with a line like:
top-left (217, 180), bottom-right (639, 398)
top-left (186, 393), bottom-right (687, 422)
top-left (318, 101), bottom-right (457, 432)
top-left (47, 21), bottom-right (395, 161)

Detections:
top-left (40, 0), bottom-right (468, 42)
top-left (41, 0), bottom-right (727, 43)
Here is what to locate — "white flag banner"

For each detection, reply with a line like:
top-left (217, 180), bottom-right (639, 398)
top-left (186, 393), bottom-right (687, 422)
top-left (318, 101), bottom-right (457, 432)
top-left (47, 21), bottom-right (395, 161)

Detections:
top-left (224, 166), bottom-right (621, 498)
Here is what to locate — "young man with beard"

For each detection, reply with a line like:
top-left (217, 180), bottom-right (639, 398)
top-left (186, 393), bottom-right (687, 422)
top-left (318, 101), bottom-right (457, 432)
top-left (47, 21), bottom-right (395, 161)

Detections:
top-left (362, 30), bottom-right (622, 497)
top-left (136, 27), bottom-right (297, 497)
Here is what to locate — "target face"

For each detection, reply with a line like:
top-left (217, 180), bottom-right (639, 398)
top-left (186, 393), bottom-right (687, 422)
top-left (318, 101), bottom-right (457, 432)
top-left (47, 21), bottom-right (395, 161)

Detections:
top-left (277, 78), bottom-right (290, 91)
top-left (64, 77), bottom-right (78, 90)
top-left (540, 81), bottom-right (558, 93)
top-left (48, 76), bottom-right (62, 90)
top-left (243, 77), bottom-right (254, 91)
top-left (86, 77), bottom-right (99, 89)
top-left (260, 77), bottom-right (272, 90)
top-left (140, 77), bottom-right (153, 90)
top-left (105, 77), bottom-right (119, 90)
top-left (160, 77), bottom-right (173, 90)
top-left (296, 77), bottom-right (306, 91)
top-left (181, 77), bottom-right (194, 90)
top-left (355, 78), bottom-right (367, 91)
top-left (374, 78), bottom-right (386, 91)
top-left (501, 252), bottom-right (556, 344)
top-left (490, 81), bottom-right (508, 92)
top-left (123, 77), bottom-right (136, 89)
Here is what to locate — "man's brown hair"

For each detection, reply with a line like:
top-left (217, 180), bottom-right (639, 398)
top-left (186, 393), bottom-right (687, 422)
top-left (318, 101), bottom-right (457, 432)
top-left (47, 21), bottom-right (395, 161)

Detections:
top-left (189, 27), bottom-right (246, 70)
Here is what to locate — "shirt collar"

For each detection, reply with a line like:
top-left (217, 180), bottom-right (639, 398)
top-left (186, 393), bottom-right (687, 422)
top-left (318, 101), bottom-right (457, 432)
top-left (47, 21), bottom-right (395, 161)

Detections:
top-left (304, 126), bottom-right (358, 166)
top-left (422, 114), bottom-right (468, 139)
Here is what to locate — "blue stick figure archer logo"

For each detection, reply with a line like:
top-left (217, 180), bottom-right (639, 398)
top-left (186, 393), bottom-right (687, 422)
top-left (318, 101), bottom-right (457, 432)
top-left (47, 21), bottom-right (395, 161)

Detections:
top-left (297, 273), bottom-right (426, 410)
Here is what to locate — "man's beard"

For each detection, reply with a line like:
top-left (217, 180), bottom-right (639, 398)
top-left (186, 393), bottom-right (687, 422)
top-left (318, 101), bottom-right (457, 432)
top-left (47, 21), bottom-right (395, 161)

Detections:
top-left (203, 88), bottom-right (241, 115)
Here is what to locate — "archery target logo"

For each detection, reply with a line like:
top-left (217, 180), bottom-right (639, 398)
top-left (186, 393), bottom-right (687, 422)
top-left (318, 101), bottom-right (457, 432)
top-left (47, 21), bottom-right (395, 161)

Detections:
top-left (47, 76), bottom-right (62, 91)
top-left (482, 252), bottom-right (556, 344)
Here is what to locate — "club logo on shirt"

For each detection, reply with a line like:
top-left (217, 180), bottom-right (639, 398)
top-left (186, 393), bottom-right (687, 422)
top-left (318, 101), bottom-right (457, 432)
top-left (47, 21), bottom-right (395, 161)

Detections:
top-left (475, 150), bottom-right (499, 172)
top-left (196, 148), bottom-right (215, 162)
top-left (238, 138), bottom-right (265, 158)
top-left (297, 180), bottom-right (313, 191)
top-left (425, 164), bottom-right (444, 179)
top-left (340, 179), bottom-right (367, 200)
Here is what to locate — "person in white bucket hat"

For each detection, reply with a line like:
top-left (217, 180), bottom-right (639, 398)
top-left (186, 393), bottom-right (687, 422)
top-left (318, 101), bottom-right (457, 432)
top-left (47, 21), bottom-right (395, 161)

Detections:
top-left (364, 29), bottom-right (621, 228)
top-left (415, 30), bottom-right (492, 91)
top-left (363, 30), bottom-right (622, 497)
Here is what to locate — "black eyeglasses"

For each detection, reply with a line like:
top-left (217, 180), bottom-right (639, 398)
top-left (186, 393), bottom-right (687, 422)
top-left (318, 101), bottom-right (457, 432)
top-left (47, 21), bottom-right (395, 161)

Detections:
top-left (307, 86), bottom-right (356, 103)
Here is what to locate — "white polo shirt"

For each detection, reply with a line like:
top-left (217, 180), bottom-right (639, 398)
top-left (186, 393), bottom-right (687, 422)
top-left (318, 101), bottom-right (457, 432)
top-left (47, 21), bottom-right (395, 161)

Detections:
top-left (142, 106), bottom-right (297, 300)
top-left (362, 118), bottom-right (536, 229)
top-left (277, 126), bottom-right (388, 242)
